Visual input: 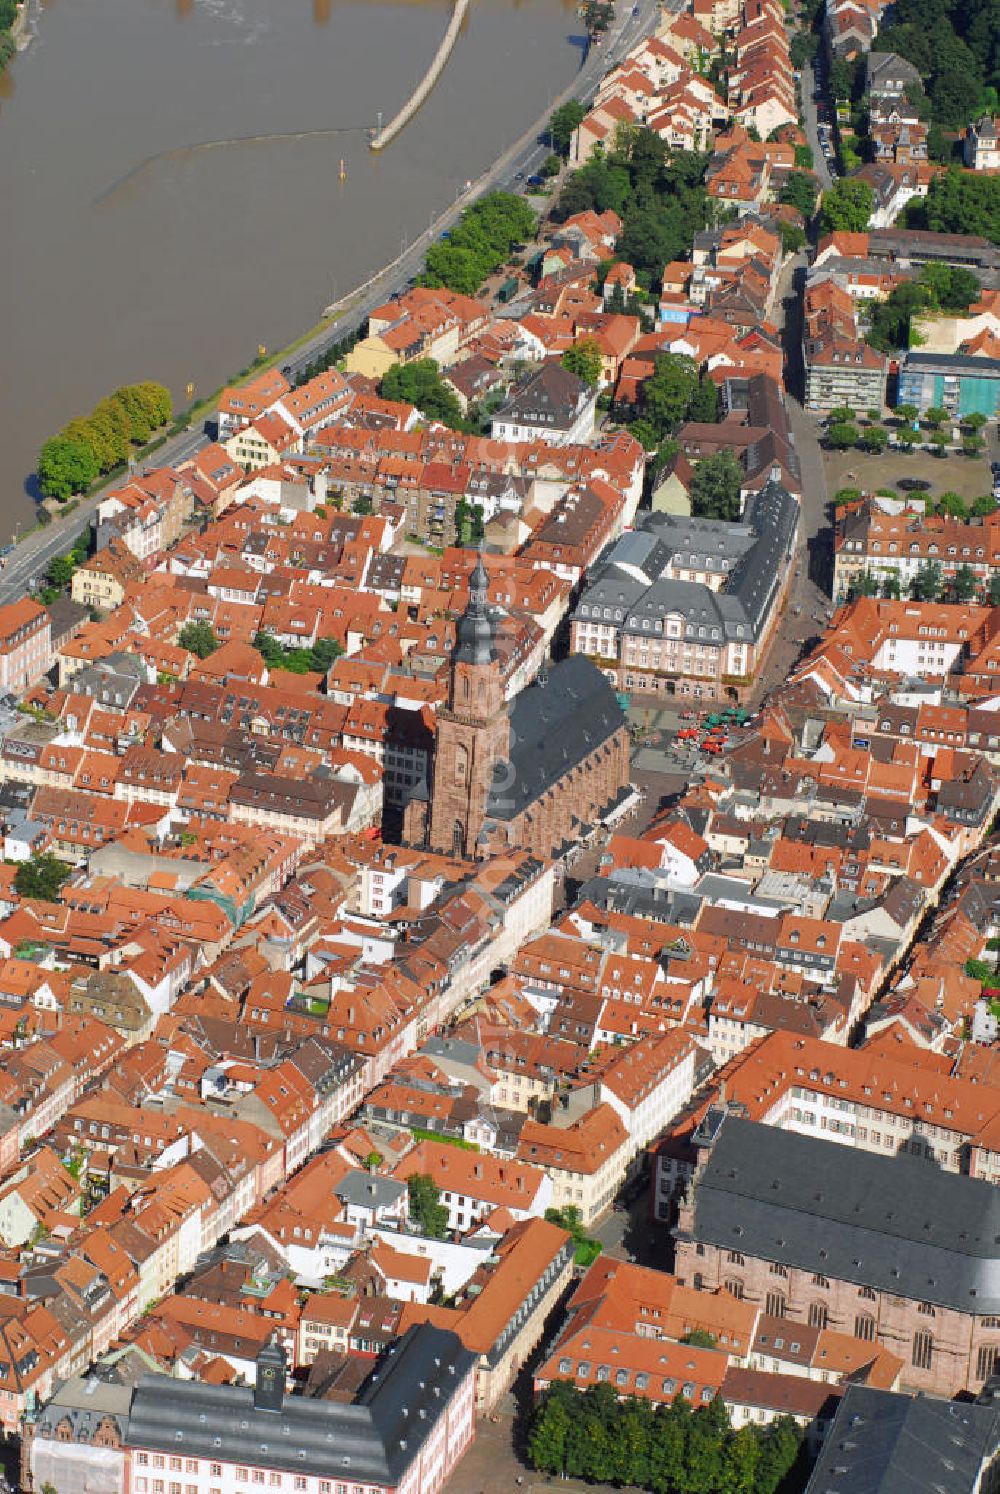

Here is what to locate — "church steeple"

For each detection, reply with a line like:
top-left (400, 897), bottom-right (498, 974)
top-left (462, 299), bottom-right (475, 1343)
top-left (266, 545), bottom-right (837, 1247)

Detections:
top-left (419, 549), bottom-right (509, 860)
top-left (454, 552), bottom-right (498, 667)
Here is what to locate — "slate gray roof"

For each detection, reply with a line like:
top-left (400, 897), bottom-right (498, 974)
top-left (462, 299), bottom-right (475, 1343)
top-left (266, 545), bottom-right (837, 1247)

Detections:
top-left (35, 1372), bottom-right (133, 1441)
top-left (493, 360), bottom-right (587, 430)
top-left (805, 1384), bottom-right (1000, 1494)
top-left (865, 50), bottom-right (922, 92)
top-left (572, 478), bottom-right (798, 644)
top-left (124, 1325), bottom-right (475, 1483)
top-left (901, 351), bottom-right (1000, 378)
top-left (485, 655), bottom-right (624, 822)
top-left (681, 1117), bottom-right (1000, 1314)
top-left (334, 1171), bottom-right (406, 1210)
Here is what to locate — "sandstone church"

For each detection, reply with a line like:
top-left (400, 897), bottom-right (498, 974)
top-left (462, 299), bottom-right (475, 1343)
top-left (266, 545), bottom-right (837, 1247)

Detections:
top-left (403, 556), bottom-right (631, 861)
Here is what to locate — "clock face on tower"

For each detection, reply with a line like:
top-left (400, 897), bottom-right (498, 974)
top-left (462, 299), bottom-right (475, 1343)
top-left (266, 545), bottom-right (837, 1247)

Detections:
top-left (260, 1366), bottom-right (275, 1383)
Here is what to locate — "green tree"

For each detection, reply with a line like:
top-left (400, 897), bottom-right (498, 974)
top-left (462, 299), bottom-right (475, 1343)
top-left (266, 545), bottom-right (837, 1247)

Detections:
top-left (966, 957), bottom-right (995, 983)
top-left (381, 358), bottom-right (465, 428)
top-left (754, 1417), bottom-right (804, 1494)
top-left (15, 853), bottom-right (71, 903)
top-left (911, 559), bottom-right (944, 600)
top-left (953, 565), bottom-right (979, 602)
top-left (848, 571), bottom-right (881, 600)
top-left (642, 353), bottom-right (699, 437)
top-left (688, 376), bottom-right (720, 423)
top-left (110, 385), bottom-right (154, 444)
top-left (827, 420), bottom-right (859, 449)
top-left (780, 170), bottom-right (818, 218)
top-left (308, 636), bottom-right (344, 673)
top-left (649, 1398), bottom-right (689, 1493)
top-left (37, 436), bottom-right (98, 500)
top-left (89, 397), bottom-right (133, 468)
top-left (862, 423), bottom-right (889, 453)
top-left (177, 621), bottom-right (220, 659)
top-left (778, 219), bottom-right (807, 254)
top-left (867, 281), bottom-right (935, 352)
top-left (689, 450), bottom-right (743, 521)
top-left (683, 1328), bottom-right (718, 1348)
top-left (722, 1424), bottom-right (761, 1494)
top-left (894, 403), bottom-right (919, 423)
top-left (919, 262), bottom-right (981, 312)
top-left (561, 336), bottom-right (604, 388)
top-left (528, 1383), bottom-right (575, 1474)
top-left (789, 30), bottom-right (818, 67)
top-left (828, 405), bottom-right (857, 424)
top-left (407, 1173), bottom-right (449, 1238)
top-left (903, 168), bottom-right (1000, 243)
top-left (937, 490), bottom-right (966, 517)
top-left (137, 381), bottom-right (173, 428)
top-left (830, 57), bottom-right (856, 99)
top-left (924, 405), bottom-right (949, 428)
top-left (544, 1205), bottom-right (601, 1265)
top-left (821, 177), bottom-right (875, 233)
top-left (548, 100), bottom-right (587, 156)
top-left (684, 1396), bottom-right (730, 1494)
top-left (972, 493), bottom-right (998, 516)
top-left (46, 554), bottom-right (77, 591)
top-left (422, 192), bottom-right (536, 294)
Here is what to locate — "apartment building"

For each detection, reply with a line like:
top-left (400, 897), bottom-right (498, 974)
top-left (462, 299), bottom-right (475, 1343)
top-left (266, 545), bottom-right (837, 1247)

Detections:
top-left (0, 600), bottom-right (53, 696)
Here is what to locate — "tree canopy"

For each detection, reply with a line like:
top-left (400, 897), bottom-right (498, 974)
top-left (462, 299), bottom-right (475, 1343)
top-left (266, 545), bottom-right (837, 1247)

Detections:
top-left (820, 178), bottom-right (875, 233)
top-left (689, 450), bottom-right (743, 521)
top-left (779, 171), bottom-right (818, 219)
top-left (14, 853), bottom-right (72, 903)
top-left (177, 621), bottom-right (220, 660)
top-left (37, 437), bottom-right (99, 502)
top-left (874, 0), bottom-right (999, 130)
top-left (548, 100), bottom-right (587, 156)
top-left (37, 382), bottom-right (172, 500)
top-left (253, 632), bottom-right (344, 676)
top-left (407, 1173), bottom-right (449, 1238)
top-left (381, 359), bottom-right (466, 428)
top-left (561, 337), bottom-right (605, 388)
top-left (527, 1381), bottom-right (804, 1494)
top-left (420, 193), bottom-right (536, 296)
top-left (903, 166), bottom-right (1000, 242)
top-left (555, 132), bottom-right (709, 290)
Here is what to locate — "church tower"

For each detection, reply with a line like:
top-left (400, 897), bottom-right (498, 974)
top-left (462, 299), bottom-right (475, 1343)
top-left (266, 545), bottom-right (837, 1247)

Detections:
top-left (253, 1334), bottom-right (287, 1412)
top-left (425, 555), bottom-right (509, 859)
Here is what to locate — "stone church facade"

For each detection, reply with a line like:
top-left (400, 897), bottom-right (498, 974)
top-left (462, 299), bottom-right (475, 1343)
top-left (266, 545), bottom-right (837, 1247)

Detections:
top-left (403, 557), bottom-right (630, 862)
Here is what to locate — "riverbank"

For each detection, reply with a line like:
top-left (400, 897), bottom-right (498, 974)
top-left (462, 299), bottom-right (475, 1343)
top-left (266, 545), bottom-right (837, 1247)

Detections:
top-left (0, 0), bottom-right (591, 520)
top-left (0, 0), bottom-right (659, 605)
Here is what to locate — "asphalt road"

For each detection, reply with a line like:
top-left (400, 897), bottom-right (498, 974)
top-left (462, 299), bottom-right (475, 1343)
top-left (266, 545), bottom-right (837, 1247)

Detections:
top-left (801, 54), bottom-right (834, 191)
top-left (0, 0), bottom-right (659, 609)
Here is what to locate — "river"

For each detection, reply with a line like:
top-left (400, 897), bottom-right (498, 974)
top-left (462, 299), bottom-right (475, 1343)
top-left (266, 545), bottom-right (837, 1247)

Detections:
top-left (0, 0), bottom-right (581, 527)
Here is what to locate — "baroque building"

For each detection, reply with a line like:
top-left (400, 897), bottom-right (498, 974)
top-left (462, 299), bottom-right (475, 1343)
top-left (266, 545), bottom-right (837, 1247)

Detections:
top-left (403, 556), bottom-right (630, 861)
